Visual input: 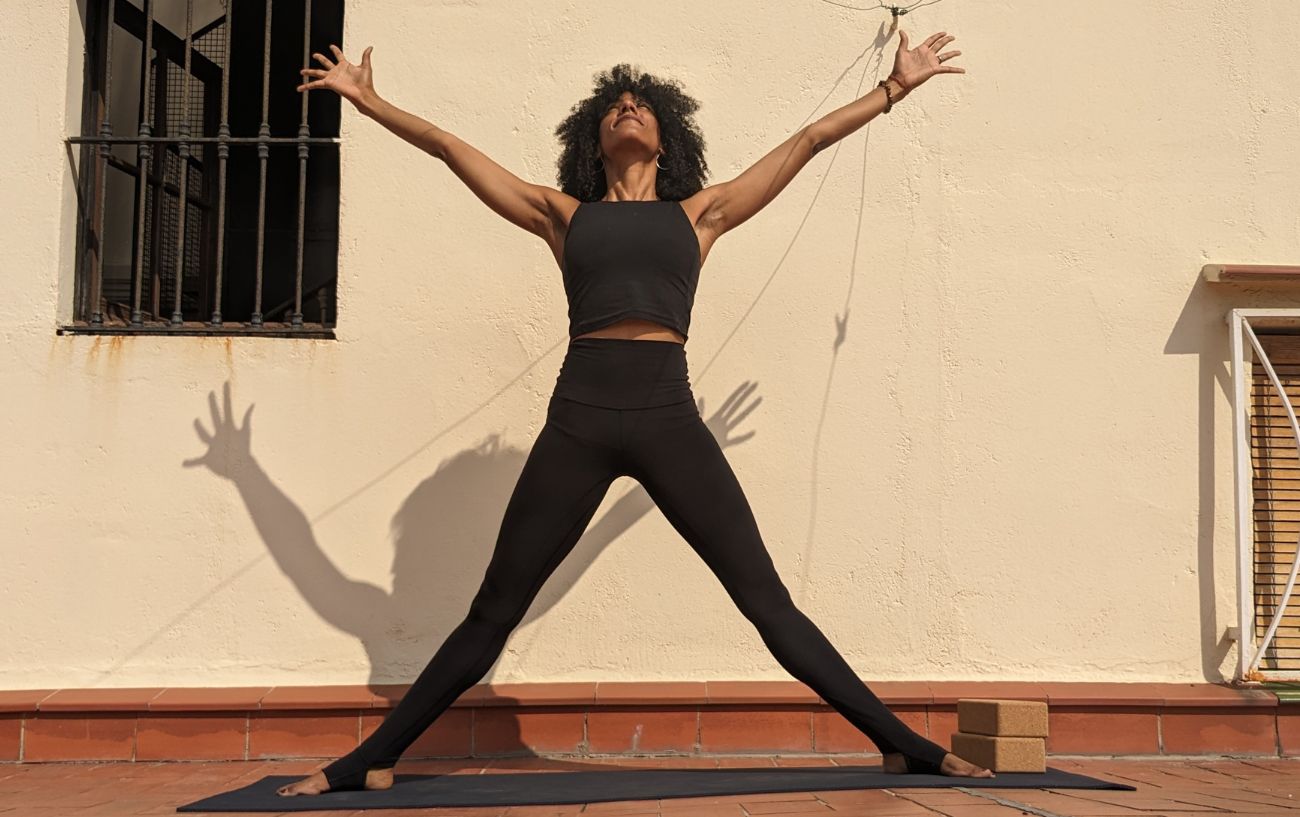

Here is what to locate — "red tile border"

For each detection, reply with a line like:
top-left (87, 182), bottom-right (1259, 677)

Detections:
top-left (0, 714), bottom-right (21, 761)
top-left (457, 682), bottom-right (598, 708)
top-left (1161, 706), bottom-right (1279, 754)
top-left (595, 681), bottom-right (708, 705)
top-left (1047, 706), bottom-right (1161, 754)
top-left (247, 709), bottom-right (360, 758)
top-left (1279, 708), bottom-right (1300, 757)
top-left (259, 684), bottom-right (375, 710)
top-left (1044, 682), bottom-right (1170, 706)
top-left (148, 686), bottom-right (273, 711)
top-left (587, 708), bottom-right (699, 753)
top-left (472, 706), bottom-right (586, 754)
top-left (0, 681), bottom-right (1293, 762)
top-left (705, 681), bottom-right (819, 705)
top-left (367, 683), bottom-right (412, 707)
top-left (0, 689), bottom-right (58, 713)
top-left (700, 707), bottom-right (813, 753)
top-left (926, 681), bottom-right (1052, 705)
top-left (1151, 682), bottom-right (1278, 707)
top-left (397, 707), bottom-right (473, 757)
top-left (23, 713), bottom-right (137, 761)
top-left (0, 681), bottom-right (1280, 714)
top-left (38, 687), bottom-right (166, 712)
top-left (862, 681), bottom-right (932, 705)
top-left (135, 713), bottom-right (247, 760)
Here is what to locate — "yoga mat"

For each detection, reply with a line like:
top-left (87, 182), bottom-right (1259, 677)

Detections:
top-left (176, 764), bottom-right (1137, 812)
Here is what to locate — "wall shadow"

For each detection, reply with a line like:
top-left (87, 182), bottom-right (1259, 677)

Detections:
top-left (1165, 274), bottom-right (1300, 682)
top-left (182, 377), bottom-right (760, 764)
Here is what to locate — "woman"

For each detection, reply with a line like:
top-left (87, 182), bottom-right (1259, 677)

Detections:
top-left (280, 28), bottom-right (982, 797)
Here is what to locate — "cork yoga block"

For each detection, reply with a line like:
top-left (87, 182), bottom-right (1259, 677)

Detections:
top-left (951, 732), bottom-right (1047, 773)
top-left (957, 698), bottom-right (1049, 737)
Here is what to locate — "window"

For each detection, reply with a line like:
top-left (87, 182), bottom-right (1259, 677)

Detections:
top-left (65, 0), bottom-right (344, 337)
top-left (1248, 331), bottom-right (1300, 674)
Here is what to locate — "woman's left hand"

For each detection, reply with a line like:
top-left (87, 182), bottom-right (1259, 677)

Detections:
top-left (889, 29), bottom-right (965, 94)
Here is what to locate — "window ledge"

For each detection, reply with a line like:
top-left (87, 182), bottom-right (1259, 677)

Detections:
top-left (1203, 264), bottom-right (1300, 284)
top-left (57, 322), bottom-right (336, 340)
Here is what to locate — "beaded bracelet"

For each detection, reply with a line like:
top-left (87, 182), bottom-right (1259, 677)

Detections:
top-left (877, 79), bottom-right (894, 113)
top-left (877, 75), bottom-right (907, 113)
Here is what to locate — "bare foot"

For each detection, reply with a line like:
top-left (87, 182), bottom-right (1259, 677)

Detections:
top-left (275, 767), bottom-right (394, 796)
top-left (882, 751), bottom-right (995, 778)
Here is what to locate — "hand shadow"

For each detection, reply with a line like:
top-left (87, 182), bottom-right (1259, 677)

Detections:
top-left (179, 377), bottom-right (763, 766)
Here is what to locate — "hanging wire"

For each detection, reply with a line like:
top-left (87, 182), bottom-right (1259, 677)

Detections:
top-left (818, 0), bottom-right (946, 16)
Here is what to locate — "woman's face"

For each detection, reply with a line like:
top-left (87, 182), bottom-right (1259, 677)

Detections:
top-left (598, 90), bottom-right (661, 161)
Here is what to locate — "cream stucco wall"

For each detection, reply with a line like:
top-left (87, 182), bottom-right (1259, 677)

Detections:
top-left (3, 0), bottom-right (1299, 689)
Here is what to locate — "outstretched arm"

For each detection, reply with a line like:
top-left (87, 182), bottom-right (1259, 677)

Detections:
top-left (703, 28), bottom-right (964, 239)
top-left (300, 45), bottom-right (553, 239)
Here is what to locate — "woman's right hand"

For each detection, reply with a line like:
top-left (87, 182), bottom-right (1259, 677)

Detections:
top-left (298, 44), bottom-right (376, 110)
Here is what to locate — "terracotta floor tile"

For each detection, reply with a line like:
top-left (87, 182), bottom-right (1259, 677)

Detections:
top-left (655, 807), bottom-right (749, 817)
top-left (1081, 799), bottom-right (1235, 812)
top-left (733, 790), bottom-right (827, 803)
top-left (929, 806), bottom-right (1058, 817)
top-left (620, 756), bottom-right (718, 768)
top-left (773, 755), bottom-right (838, 766)
top-left (892, 790), bottom-right (997, 805)
top-left (812, 788), bottom-right (926, 805)
top-left (1, 756), bottom-right (1299, 815)
top-left (500, 807), bottom-right (586, 817)
top-left (1193, 790), bottom-right (1300, 811)
top-left (577, 798), bottom-right (662, 814)
top-left (739, 800), bottom-right (834, 814)
top-left (1003, 790), bottom-right (1153, 815)
top-left (715, 755), bottom-right (779, 767)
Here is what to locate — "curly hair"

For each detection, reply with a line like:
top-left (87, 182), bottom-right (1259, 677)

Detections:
top-left (554, 63), bottom-right (710, 203)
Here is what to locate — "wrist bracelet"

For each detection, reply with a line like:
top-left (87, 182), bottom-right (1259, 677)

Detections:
top-left (877, 78), bottom-right (895, 113)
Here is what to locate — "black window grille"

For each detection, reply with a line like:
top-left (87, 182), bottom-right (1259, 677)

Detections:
top-left (65, 0), bottom-right (344, 338)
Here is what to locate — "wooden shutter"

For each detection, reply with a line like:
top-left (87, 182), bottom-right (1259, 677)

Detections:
top-left (1250, 334), bottom-right (1300, 670)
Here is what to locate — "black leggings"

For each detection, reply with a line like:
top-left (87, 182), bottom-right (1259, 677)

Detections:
top-left (321, 338), bottom-right (948, 789)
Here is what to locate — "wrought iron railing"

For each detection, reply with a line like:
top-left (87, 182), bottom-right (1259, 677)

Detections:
top-left (64, 0), bottom-right (341, 337)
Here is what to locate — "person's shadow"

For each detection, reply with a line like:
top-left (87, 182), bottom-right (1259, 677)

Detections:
top-left (183, 377), bottom-right (761, 765)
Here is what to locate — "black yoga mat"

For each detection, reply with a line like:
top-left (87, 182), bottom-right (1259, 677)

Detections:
top-left (176, 763), bottom-right (1137, 812)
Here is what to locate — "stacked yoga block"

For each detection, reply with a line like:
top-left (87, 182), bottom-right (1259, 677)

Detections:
top-left (950, 699), bottom-right (1048, 772)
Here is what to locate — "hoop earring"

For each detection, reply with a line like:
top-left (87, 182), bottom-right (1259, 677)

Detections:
top-left (655, 153), bottom-right (667, 171)
top-left (595, 154), bottom-right (604, 170)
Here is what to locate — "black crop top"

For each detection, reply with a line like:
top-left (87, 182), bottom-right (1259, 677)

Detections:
top-left (561, 199), bottom-right (702, 341)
